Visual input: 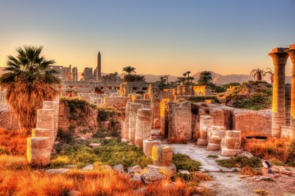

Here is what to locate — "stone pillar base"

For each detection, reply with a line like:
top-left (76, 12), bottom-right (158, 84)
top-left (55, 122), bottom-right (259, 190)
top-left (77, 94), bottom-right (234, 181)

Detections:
top-left (27, 137), bottom-right (51, 167)
top-left (143, 139), bottom-right (161, 158)
top-left (197, 139), bottom-right (208, 146)
top-left (221, 148), bottom-right (242, 157)
top-left (207, 143), bottom-right (220, 151)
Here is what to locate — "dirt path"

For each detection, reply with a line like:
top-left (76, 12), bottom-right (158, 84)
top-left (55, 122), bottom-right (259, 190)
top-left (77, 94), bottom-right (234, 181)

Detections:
top-left (166, 143), bottom-right (295, 196)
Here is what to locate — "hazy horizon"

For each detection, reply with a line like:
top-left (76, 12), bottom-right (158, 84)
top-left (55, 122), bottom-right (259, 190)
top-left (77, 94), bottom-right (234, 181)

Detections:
top-left (0, 0), bottom-right (294, 76)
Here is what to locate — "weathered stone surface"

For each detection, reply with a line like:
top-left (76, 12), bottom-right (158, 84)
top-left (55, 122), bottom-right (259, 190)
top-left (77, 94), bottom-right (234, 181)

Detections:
top-left (152, 145), bottom-right (173, 167)
top-left (128, 165), bottom-right (142, 174)
top-left (122, 101), bottom-right (131, 140)
top-left (82, 164), bottom-right (94, 170)
top-left (221, 130), bottom-right (242, 156)
top-left (131, 173), bottom-right (142, 183)
top-left (36, 109), bottom-right (55, 130)
top-left (207, 126), bottom-right (226, 151)
top-left (0, 109), bottom-right (19, 130)
top-left (141, 169), bottom-right (166, 184)
top-left (143, 139), bottom-right (161, 158)
top-left (27, 137), bottom-right (51, 166)
top-left (168, 101), bottom-right (192, 142)
top-left (160, 98), bottom-right (170, 137)
top-left (147, 164), bottom-right (176, 175)
top-left (134, 99), bottom-right (151, 109)
top-left (269, 48), bottom-right (289, 138)
top-left (135, 108), bottom-right (152, 148)
top-left (128, 103), bottom-right (143, 144)
top-left (104, 96), bottom-right (129, 109)
top-left (232, 109), bottom-right (271, 135)
top-left (151, 129), bottom-right (162, 140)
top-left (113, 164), bottom-right (125, 173)
top-left (197, 115), bottom-right (213, 146)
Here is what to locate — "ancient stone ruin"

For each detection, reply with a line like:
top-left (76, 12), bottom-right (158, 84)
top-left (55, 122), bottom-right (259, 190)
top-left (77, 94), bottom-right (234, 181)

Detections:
top-left (27, 99), bottom-right (59, 166)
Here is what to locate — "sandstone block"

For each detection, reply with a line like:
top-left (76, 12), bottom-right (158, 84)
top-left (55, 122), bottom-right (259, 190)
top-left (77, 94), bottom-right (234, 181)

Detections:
top-left (143, 139), bottom-right (161, 158)
top-left (27, 137), bottom-right (51, 166)
top-left (152, 145), bottom-right (173, 167)
top-left (135, 108), bottom-right (152, 148)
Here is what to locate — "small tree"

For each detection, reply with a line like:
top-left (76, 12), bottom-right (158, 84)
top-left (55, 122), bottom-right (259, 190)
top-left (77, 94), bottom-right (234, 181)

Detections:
top-left (0, 46), bottom-right (60, 132)
top-left (250, 68), bottom-right (264, 82)
top-left (264, 68), bottom-right (274, 83)
top-left (197, 71), bottom-right (212, 85)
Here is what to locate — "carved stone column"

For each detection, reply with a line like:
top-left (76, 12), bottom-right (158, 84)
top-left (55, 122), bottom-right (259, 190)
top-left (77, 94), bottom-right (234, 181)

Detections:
top-left (286, 44), bottom-right (295, 138)
top-left (268, 48), bottom-right (289, 138)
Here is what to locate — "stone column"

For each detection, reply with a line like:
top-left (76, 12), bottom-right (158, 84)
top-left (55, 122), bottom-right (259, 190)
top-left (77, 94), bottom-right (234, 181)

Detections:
top-left (152, 145), bottom-right (173, 166)
top-left (128, 103), bottom-right (143, 144)
top-left (143, 139), bottom-right (161, 158)
top-left (220, 130), bottom-right (242, 156)
top-left (160, 98), bottom-right (170, 136)
top-left (207, 126), bottom-right (226, 150)
top-left (27, 137), bottom-right (51, 166)
top-left (135, 108), bottom-right (152, 148)
top-left (269, 48), bottom-right (289, 138)
top-left (286, 44), bottom-right (295, 135)
top-left (122, 101), bottom-right (131, 140)
top-left (43, 101), bottom-right (59, 140)
top-left (168, 101), bottom-right (192, 142)
top-left (197, 115), bottom-right (213, 146)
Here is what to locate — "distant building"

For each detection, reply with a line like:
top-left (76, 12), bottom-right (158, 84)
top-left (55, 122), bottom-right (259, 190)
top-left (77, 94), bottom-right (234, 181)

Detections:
top-left (49, 65), bottom-right (79, 82)
top-left (82, 67), bottom-right (95, 81)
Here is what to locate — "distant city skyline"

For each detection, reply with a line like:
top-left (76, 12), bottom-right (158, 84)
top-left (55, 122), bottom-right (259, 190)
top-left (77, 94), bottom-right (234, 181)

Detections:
top-left (0, 0), bottom-right (294, 76)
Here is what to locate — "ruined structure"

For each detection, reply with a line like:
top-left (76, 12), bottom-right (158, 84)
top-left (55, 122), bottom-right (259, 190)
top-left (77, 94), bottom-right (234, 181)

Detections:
top-left (27, 100), bottom-right (59, 166)
top-left (197, 115), bottom-right (213, 146)
top-left (135, 108), bottom-right (152, 148)
top-left (286, 44), bottom-right (295, 139)
top-left (269, 48), bottom-right (289, 138)
top-left (207, 125), bottom-right (226, 150)
top-left (220, 130), bottom-right (242, 156)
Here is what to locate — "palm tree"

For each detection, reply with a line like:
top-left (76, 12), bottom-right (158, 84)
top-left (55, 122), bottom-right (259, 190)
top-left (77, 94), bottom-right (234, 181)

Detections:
top-left (264, 68), bottom-right (274, 83)
top-left (197, 71), bottom-right (212, 85)
top-left (0, 46), bottom-right (60, 132)
top-left (250, 68), bottom-right (264, 81)
top-left (122, 66), bottom-right (136, 75)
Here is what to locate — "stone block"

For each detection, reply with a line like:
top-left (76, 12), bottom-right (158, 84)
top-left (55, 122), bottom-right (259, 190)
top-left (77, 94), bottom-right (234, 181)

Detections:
top-left (143, 139), bottom-right (161, 158)
top-left (152, 145), bottom-right (173, 167)
top-left (221, 130), bottom-right (242, 156)
top-left (128, 103), bottom-right (143, 144)
top-left (27, 137), bottom-right (51, 166)
top-left (168, 101), bottom-right (192, 142)
top-left (135, 108), bottom-right (152, 148)
top-left (197, 115), bottom-right (213, 146)
top-left (207, 125), bottom-right (226, 151)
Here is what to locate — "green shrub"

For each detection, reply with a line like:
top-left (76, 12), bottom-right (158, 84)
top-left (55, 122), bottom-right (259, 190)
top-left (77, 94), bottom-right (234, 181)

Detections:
top-left (50, 138), bottom-right (151, 168)
top-left (188, 96), bottom-right (220, 104)
top-left (172, 153), bottom-right (201, 171)
top-left (285, 140), bottom-right (295, 166)
top-left (217, 157), bottom-right (261, 168)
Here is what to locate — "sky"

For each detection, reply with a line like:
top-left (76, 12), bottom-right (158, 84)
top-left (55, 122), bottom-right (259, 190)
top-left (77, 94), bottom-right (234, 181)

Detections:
top-left (0, 0), bottom-right (295, 76)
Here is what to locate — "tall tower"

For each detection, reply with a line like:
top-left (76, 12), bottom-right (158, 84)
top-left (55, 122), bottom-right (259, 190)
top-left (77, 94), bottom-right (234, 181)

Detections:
top-left (97, 51), bottom-right (102, 81)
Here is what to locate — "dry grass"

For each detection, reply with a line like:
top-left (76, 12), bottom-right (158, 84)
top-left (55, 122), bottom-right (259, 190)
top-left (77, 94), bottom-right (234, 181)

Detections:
top-left (243, 137), bottom-right (289, 161)
top-left (0, 154), bottom-right (211, 196)
top-left (240, 165), bottom-right (261, 176)
top-left (0, 128), bottom-right (27, 155)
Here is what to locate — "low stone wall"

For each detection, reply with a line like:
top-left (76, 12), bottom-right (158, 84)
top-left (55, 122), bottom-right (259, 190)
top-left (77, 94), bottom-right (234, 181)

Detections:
top-left (104, 96), bottom-right (129, 109)
top-left (232, 109), bottom-right (271, 135)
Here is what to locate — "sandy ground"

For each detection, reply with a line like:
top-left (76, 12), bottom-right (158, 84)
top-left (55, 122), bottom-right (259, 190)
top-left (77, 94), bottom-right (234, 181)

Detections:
top-left (166, 143), bottom-right (295, 196)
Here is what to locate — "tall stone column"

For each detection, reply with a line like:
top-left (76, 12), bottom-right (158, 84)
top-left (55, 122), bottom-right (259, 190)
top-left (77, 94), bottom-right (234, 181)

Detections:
top-left (128, 103), bottom-right (143, 144)
top-left (286, 45), bottom-right (295, 137)
top-left (269, 48), bottom-right (289, 138)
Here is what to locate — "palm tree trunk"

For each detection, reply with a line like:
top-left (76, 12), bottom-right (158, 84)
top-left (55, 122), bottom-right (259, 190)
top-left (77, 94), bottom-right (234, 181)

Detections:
top-left (286, 45), bottom-right (295, 138)
top-left (269, 48), bottom-right (289, 138)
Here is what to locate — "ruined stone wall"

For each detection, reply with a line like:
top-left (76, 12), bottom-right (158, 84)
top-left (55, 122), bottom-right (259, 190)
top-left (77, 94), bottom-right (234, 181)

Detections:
top-left (58, 101), bottom-right (98, 138)
top-left (232, 109), bottom-right (272, 135)
top-left (104, 96), bottom-right (129, 109)
top-left (0, 109), bottom-right (19, 130)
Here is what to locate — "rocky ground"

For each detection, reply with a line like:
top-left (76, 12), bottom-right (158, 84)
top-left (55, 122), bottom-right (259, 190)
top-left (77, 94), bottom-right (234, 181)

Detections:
top-left (166, 143), bottom-right (295, 196)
